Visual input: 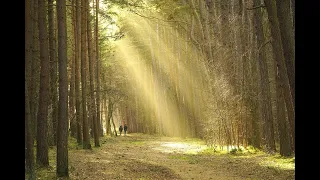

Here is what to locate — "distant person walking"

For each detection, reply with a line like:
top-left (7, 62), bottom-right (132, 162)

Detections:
top-left (119, 125), bottom-right (123, 136)
top-left (124, 124), bottom-right (128, 136)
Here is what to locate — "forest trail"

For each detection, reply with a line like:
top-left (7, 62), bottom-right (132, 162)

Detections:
top-left (64, 133), bottom-right (294, 180)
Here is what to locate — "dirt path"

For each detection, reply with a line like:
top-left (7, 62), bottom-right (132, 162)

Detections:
top-left (67, 133), bottom-right (294, 180)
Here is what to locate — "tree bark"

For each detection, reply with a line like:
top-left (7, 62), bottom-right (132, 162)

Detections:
top-left (75, 0), bottom-right (83, 144)
top-left (189, 0), bottom-right (206, 61)
top-left (69, 0), bottom-right (77, 138)
top-left (30, 0), bottom-right (40, 143)
top-left (199, 0), bottom-right (214, 64)
top-left (106, 98), bottom-right (112, 136)
top-left (220, 0), bottom-right (231, 48)
top-left (111, 115), bottom-right (118, 136)
top-left (81, 0), bottom-right (91, 149)
top-left (290, 0), bottom-right (295, 33)
top-left (56, 0), bottom-right (69, 176)
top-left (276, 0), bottom-right (295, 150)
top-left (264, 0), bottom-right (294, 155)
top-left (95, 0), bottom-right (103, 137)
top-left (246, 0), bottom-right (261, 148)
top-left (253, 0), bottom-right (276, 152)
top-left (87, 0), bottom-right (100, 147)
top-left (275, 67), bottom-right (292, 156)
top-left (36, 0), bottom-right (50, 167)
top-left (48, 0), bottom-right (58, 146)
top-left (25, 0), bottom-right (36, 177)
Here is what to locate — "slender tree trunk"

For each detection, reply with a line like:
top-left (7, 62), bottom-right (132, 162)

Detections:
top-left (48, 0), bottom-right (58, 146)
top-left (81, 0), bottom-right (91, 149)
top-left (111, 114), bottom-right (118, 136)
top-left (276, 0), bottom-right (295, 150)
top-left (247, 0), bottom-right (261, 148)
top-left (199, 0), bottom-right (213, 64)
top-left (239, 0), bottom-right (250, 149)
top-left (264, 0), bottom-right (293, 155)
top-left (25, 0), bottom-right (36, 178)
top-left (87, 0), bottom-right (95, 139)
top-left (220, 0), bottom-right (231, 48)
top-left (30, 0), bottom-right (40, 143)
top-left (56, 0), bottom-right (69, 176)
top-left (290, 0), bottom-right (295, 33)
top-left (69, 0), bottom-right (77, 138)
top-left (276, 0), bottom-right (295, 102)
top-left (253, 0), bottom-right (276, 152)
top-left (87, 0), bottom-right (100, 147)
top-left (106, 98), bottom-right (112, 136)
top-left (36, 0), bottom-right (50, 167)
top-left (207, 0), bottom-right (220, 45)
top-left (275, 67), bottom-right (292, 156)
top-left (190, 0), bottom-right (206, 61)
top-left (75, 0), bottom-right (82, 144)
top-left (95, 0), bottom-right (103, 137)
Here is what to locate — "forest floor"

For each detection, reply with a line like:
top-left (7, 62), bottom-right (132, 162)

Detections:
top-left (31, 133), bottom-right (295, 180)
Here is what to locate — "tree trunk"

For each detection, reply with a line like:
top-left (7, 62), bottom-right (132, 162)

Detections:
top-left (48, 0), bottom-right (58, 146)
top-left (75, 0), bottom-right (83, 144)
top-left (189, 0), bottom-right (206, 61)
top-left (30, 0), bottom-right (40, 143)
top-left (111, 115), bottom-right (118, 137)
top-left (25, 0), bottom-right (36, 177)
top-left (56, 0), bottom-right (69, 176)
top-left (253, 0), bottom-right (276, 152)
top-left (36, 0), bottom-right (50, 167)
top-left (220, 0), bottom-right (231, 49)
top-left (247, 0), bottom-right (261, 148)
top-left (81, 0), bottom-right (91, 149)
top-left (69, 0), bottom-right (77, 138)
top-left (276, 0), bottom-right (295, 150)
top-left (275, 67), bottom-right (292, 156)
top-left (290, 0), bottom-right (295, 33)
top-left (87, 0), bottom-right (100, 147)
top-left (106, 98), bottom-right (112, 136)
top-left (199, 0), bottom-right (213, 64)
top-left (264, 0), bottom-right (294, 155)
top-left (95, 0), bottom-right (103, 137)
top-left (238, 0), bottom-right (249, 149)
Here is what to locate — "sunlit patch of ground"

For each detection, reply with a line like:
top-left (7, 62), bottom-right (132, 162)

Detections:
top-left (199, 144), bottom-right (295, 172)
top-left (259, 154), bottom-right (295, 170)
top-left (153, 142), bottom-right (208, 154)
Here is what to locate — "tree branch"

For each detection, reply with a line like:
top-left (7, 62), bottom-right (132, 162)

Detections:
top-left (258, 40), bottom-right (271, 53)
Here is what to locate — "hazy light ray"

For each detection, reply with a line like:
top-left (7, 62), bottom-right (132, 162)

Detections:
top-left (112, 8), bottom-right (237, 137)
top-left (115, 37), bottom-right (182, 135)
top-left (120, 13), bottom-right (208, 120)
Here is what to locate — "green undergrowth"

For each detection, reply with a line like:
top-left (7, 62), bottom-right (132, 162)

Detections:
top-left (27, 146), bottom-right (58, 180)
top-left (259, 154), bottom-right (295, 170)
top-left (67, 136), bottom-right (118, 153)
top-left (27, 136), bottom-right (107, 179)
top-left (68, 136), bottom-right (81, 150)
top-left (199, 144), bottom-right (295, 171)
top-left (200, 145), bottom-right (263, 156)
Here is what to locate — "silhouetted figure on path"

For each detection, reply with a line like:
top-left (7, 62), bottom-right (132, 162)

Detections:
top-left (119, 125), bottom-right (123, 135)
top-left (124, 124), bottom-right (128, 136)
